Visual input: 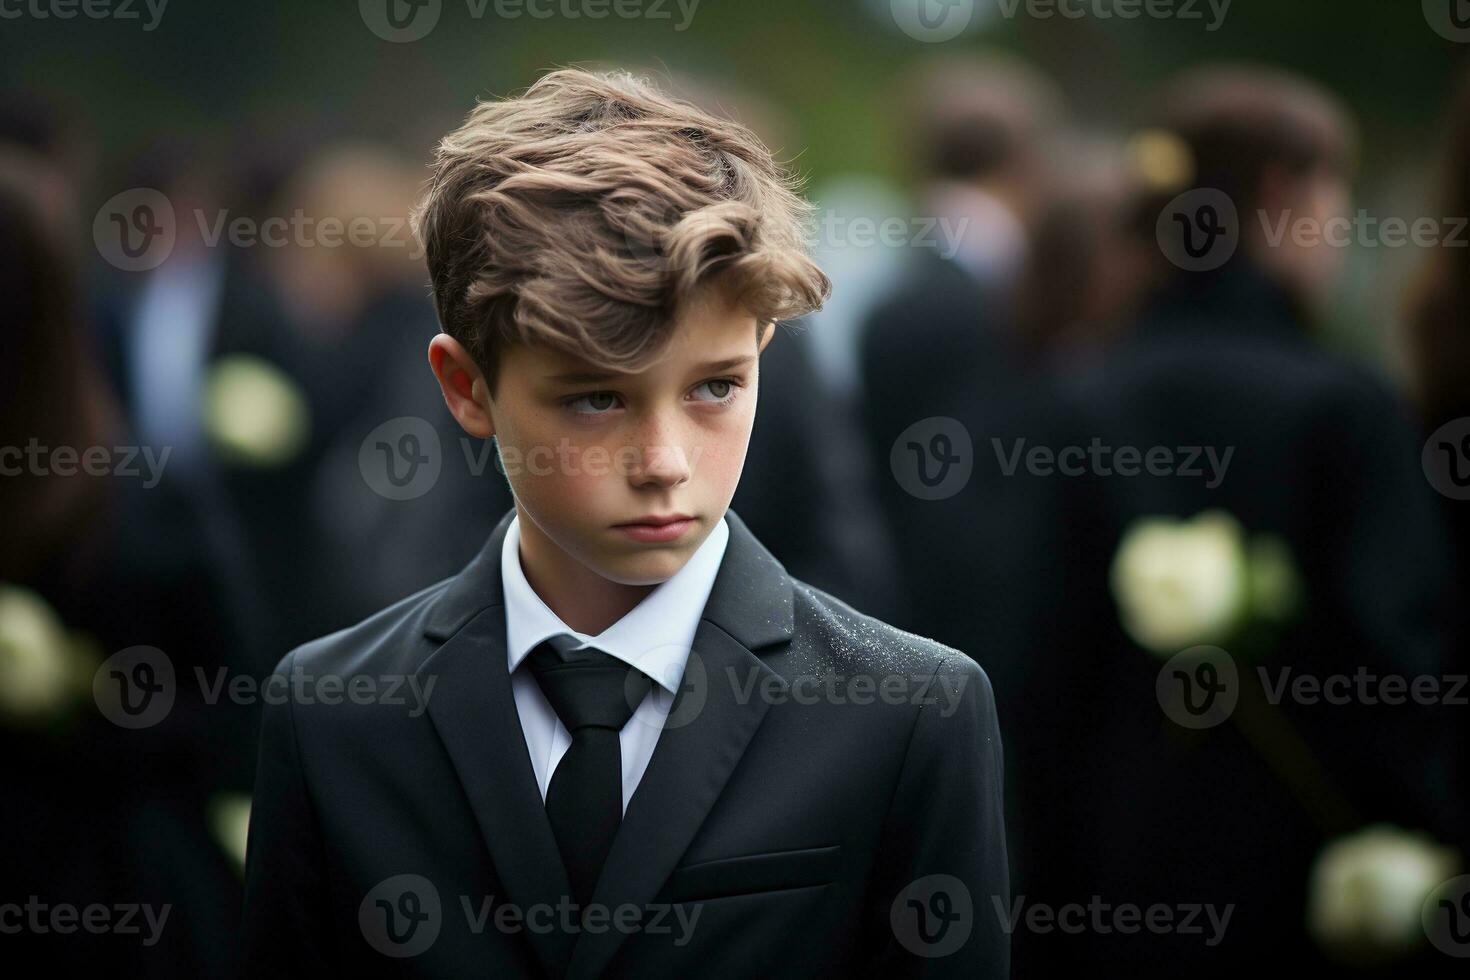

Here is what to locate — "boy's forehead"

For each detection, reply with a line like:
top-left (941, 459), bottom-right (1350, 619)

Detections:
top-left (534, 340), bottom-right (755, 383)
top-left (526, 306), bottom-right (760, 381)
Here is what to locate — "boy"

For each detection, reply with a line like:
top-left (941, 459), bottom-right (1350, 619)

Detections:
top-left (240, 68), bottom-right (1008, 978)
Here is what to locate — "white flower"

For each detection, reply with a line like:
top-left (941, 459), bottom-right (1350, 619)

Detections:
top-left (1110, 510), bottom-right (1248, 656)
top-left (0, 585), bottom-right (90, 726)
top-left (1308, 825), bottom-right (1461, 957)
top-left (202, 354), bottom-right (310, 467)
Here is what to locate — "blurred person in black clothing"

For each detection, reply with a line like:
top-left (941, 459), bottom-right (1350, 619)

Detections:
top-left (869, 137), bottom-right (1161, 913)
top-left (0, 91), bottom-right (93, 194)
top-left (1010, 139), bottom-right (1154, 367)
top-left (855, 56), bottom-right (1072, 864)
top-left (860, 53), bottom-right (1064, 439)
top-left (857, 52), bottom-right (1067, 633)
top-left (87, 137), bottom-right (285, 675)
top-left (0, 146), bottom-right (250, 979)
top-left (90, 138), bottom-right (290, 484)
top-left (1404, 65), bottom-right (1470, 863)
top-left (1405, 72), bottom-right (1470, 445)
top-left (1020, 67), bottom-right (1461, 974)
top-left (243, 144), bottom-right (508, 647)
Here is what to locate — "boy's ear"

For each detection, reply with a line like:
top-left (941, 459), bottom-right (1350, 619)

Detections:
top-left (428, 334), bottom-right (495, 439)
top-left (757, 321), bottom-right (776, 353)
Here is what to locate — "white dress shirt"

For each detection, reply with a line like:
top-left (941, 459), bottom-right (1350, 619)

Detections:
top-left (502, 512), bottom-right (730, 814)
top-left (129, 250), bottom-right (224, 473)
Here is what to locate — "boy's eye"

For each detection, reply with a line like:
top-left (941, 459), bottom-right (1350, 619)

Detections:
top-left (563, 379), bottom-right (740, 415)
top-left (566, 391), bottom-right (621, 415)
top-left (690, 379), bottom-right (736, 403)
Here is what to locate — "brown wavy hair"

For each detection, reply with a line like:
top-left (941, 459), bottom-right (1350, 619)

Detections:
top-left (410, 67), bottom-right (830, 391)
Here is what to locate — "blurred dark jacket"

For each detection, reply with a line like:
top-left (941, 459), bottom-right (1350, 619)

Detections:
top-left (734, 320), bottom-right (900, 620)
top-left (856, 247), bottom-right (1032, 623)
top-left (1021, 260), bottom-right (1460, 975)
top-left (4, 471), bottom-right (252, 980)
top-left (855, 244), bottom-right (1068, 917)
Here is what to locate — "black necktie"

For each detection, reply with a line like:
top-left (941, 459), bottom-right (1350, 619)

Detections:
top-left (524, 633), bottom-right (653, 910)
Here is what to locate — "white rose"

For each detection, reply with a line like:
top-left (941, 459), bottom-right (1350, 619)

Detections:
top-left (0, 585), bottom-right (78, 725)
top-left (1308, 824), bottom-right (1461, 958)
top-left (202, 354), bottom-right (310, 467)
top-left (1110, 510), bottom-right (1248, 656)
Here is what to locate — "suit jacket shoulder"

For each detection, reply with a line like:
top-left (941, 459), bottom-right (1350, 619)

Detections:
top-left (789, 575), bottom-right (992, 689)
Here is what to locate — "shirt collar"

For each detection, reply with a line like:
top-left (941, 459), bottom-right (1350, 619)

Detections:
top-left (502, 512), bottom-right (731, 694)
top-left (923, 179), bottom-right (1028, 286)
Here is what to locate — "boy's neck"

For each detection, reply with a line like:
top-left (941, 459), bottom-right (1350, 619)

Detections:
top-left (515, 508), bottom-right (656, 636)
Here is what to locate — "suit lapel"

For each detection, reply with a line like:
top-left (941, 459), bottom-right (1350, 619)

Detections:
top-left (420, 509), bottom-right (578, 978)
top-left (417, 508), bottom-right (794, 980)
top-left (566, 511), bottom-right (794, 979)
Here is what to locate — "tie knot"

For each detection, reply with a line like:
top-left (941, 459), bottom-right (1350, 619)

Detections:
top-left (524, 634), bottom-right (652, 733)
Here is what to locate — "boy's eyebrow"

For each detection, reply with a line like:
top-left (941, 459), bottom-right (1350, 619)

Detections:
top-left (547, 354), bottom-right (755, 384)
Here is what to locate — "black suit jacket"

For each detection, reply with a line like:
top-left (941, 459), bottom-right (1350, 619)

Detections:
top-left (240, 508), bottom-right (1009, 978)
top-left (1021, 264), bottom-right (1460, 974)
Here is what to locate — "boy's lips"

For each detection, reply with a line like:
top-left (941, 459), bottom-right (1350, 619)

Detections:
top-left (615, 513), bottom-right (694, 527)
top-left (613, 514), bottom-right (695, 543)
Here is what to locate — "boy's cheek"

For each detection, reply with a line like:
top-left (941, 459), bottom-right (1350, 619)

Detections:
top-left (699, 448), bottom-right (745, 491)
top-left (526, 462), bottom-right (627, 525)
top-left (693, 436), bottom-right (752, 484)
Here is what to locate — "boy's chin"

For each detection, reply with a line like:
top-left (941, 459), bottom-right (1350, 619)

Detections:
top-left (591, 540), bottom-right (699, 587)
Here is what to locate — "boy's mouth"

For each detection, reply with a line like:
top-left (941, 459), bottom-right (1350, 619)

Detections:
top-left (613, 514), bottom-right (695, 543)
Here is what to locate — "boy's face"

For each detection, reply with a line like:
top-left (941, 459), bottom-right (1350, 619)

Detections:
top-left (458, 285), bottom-right (772, 586)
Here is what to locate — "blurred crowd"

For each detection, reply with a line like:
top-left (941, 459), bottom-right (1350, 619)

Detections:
top-left (3, 53), bottom-right (1469, 977)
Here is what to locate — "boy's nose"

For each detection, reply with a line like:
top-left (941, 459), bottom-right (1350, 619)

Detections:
top-left (626, 416), bottom-right (693, 488)
top-left (629, 442), bottom-right (692, 489)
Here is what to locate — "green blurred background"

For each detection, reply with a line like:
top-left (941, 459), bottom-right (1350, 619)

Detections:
top-left (5, 0), bottom-right (1468, 361)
